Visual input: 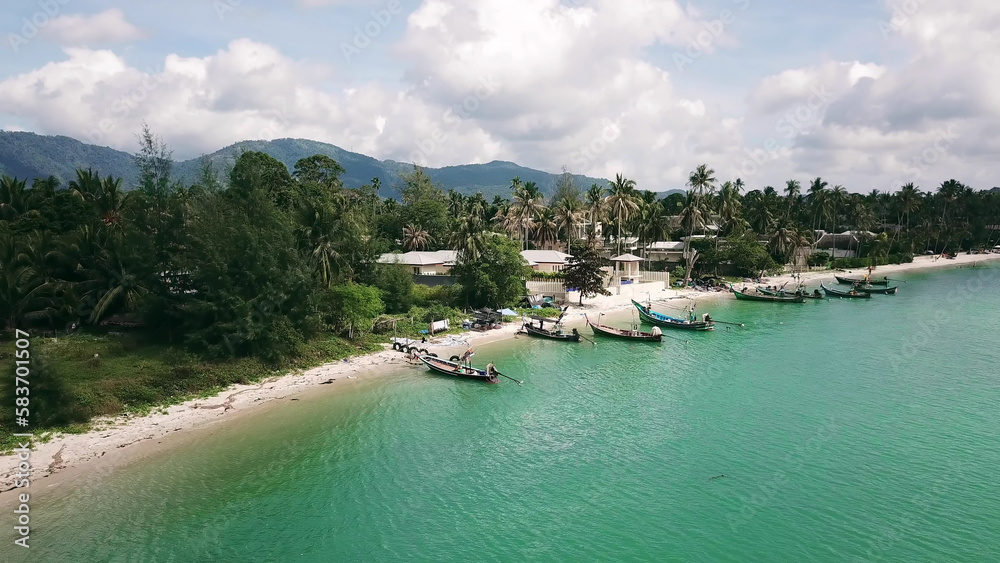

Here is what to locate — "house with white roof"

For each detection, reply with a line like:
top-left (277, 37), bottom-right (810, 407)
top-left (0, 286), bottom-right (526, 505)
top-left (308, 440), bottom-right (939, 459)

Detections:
top-left (377, 250), bottom-right (458, 275)
top-left (521, 250), bottom-right (573, 273)
top-left (644, 241), bottom-right (686, 264)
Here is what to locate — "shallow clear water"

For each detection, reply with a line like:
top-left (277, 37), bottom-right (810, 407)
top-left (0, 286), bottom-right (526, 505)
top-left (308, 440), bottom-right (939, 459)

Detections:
top-left (7, 265), bottom-right (1000, 562)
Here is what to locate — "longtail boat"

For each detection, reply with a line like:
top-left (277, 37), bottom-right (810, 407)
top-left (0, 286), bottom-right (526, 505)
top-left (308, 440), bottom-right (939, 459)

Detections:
top-left (821, 283), bottom-right (872, 299)
top-left (418, 355), bottom-right (499, 383)
top-left (757, 287), bottom-right (824, 300)
top-left (731, 285), bottom-right (805, 303)
top-left (631, 299), bottom-right (714, 331)
top-left (586, 315), bottom-right (662, 342)
top-left (856, 285), bottom-right (898, 295)
top-left (521, 322), bottom-right (581, 342)
top-left (835, 275), bottom-right (889, 286)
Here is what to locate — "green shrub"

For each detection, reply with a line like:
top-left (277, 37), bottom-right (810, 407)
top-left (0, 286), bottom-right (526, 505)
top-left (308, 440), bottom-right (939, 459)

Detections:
top-left (807, 252), bottom-right (830, 267)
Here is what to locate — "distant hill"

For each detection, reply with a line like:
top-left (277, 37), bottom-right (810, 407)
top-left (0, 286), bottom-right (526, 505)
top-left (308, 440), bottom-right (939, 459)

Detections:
top-left (0, 131), bottom-right (612, 199)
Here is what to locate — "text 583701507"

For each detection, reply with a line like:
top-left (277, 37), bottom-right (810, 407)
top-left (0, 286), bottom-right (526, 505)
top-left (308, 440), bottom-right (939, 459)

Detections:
top-left (12, 328), bottom-right (32, 549)
top-left (14, 330), bottom-right (31, 427)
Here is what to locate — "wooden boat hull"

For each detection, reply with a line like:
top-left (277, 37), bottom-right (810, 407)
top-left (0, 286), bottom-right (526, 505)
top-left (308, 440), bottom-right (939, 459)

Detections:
top-left (586, 315), bottom-right (662, 342)
top-left (418, 355), bottom-right (499, 383)
top-left (731, 287), bottom-right (805, 303)
top-left (835, 275), bottom-right (889, 286)
top-left (758, 287), bottom-right (824, 300)
top-left (857, 286), bottom-right (898, 295)
top-left (631, 300), bottom-right (713, 331)
top-left (522, 324), bottom-right (581, 341)
top-left (821, 284), bottom-right (872, 298)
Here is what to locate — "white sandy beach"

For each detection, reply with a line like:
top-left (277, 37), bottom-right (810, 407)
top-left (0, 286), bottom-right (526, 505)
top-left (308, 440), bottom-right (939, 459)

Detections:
top-left (2, 252), bottom-right (998, 495)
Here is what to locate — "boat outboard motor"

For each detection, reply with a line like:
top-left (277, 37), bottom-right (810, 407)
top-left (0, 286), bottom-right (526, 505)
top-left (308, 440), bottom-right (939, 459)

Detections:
top-left (651, 326), bottom-right (662, 337)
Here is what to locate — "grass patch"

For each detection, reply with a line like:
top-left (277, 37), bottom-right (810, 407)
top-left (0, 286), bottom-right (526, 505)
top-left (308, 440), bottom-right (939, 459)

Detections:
top-left (0, 330), bottom-right (388, 454)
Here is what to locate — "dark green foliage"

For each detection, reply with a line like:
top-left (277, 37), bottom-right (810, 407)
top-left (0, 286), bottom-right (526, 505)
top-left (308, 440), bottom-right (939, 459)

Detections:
top-left (228, 151), bottom-right (297, 207)
top-left (807, 252), bottom-right (831, 267)
top-left (372, 265), bottom-right (415, 313)
top-left (564, 239), bottom-right (611, 304)
top-left (453, 236), bottom-right (530, 308)
top-left (400, 167), bottom-right (450, 248)
top-left (175, 188), bottom-right (318, 363)
top-left (321, 283), bottom-right (384, 338)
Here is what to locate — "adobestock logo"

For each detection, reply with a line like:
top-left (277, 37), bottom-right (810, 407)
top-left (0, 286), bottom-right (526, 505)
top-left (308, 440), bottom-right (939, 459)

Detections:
top-left (340, 0), bottom-right (403, 63)
top-left (569, 119), bottom-right (622, 171)
top-left (408, 76), bottom-right (500, 165)
top-left (6, 0), bottom-right (73, 54)
top-left (732, 85), bottom-right (834, 179)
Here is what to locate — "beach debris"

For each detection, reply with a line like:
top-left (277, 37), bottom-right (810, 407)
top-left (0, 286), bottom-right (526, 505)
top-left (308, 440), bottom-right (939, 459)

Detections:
top-left (320, 379), bottom-right (336, 385)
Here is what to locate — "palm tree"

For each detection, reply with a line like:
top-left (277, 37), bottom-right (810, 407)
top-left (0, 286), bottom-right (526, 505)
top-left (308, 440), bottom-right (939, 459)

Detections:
top-left (687, 164), bottom-right (717, 199)
top-left (679, 190), bottom-right (707, 285)
top-left (605, 174), bottom-right (639, 254)
top-left (784, 179), bottom-right (801, 220)
top-left (0, 175), bottom-right (29, 220)
top-left (898, 182), bottom-right (921, 232)
top-left (533, 208), bottom-right (559, 249)
top-left (716, 181), bottom-right (744, 237)
top-left (403, 224), bottom-right (432, 251)
top-left (452, 212), bottom-right (487, 262)
top-left (807, 177), bottom-right (829, 236)
top-left (744, 190), bottom-right (773, 235)
top-left (447, 190), bottom-right (465, 217)
top-left (585, 183), bottom-right (606, 236)
top-left (554, 197), bottom-right (583, 252)
top-left (509, 187), bottom-right (546, 250)
top-left (935, 179), bottom-right (964, 252)
top-left (768, 220), bottom-right (800, 264)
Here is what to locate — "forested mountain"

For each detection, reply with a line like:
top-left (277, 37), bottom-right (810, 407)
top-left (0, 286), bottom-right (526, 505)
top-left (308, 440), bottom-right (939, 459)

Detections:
top-left (0, 131), bottom-right (610, 199)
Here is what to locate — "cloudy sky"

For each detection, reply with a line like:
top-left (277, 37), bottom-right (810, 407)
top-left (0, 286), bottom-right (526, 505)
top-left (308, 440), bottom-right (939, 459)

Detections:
top-left (1, 0), bottom-right (997, 192)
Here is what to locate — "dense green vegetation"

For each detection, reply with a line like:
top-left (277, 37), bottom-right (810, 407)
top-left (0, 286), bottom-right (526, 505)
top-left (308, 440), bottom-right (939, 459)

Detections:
top-left (2, 127), bottom-right (999, 444)
top-left (0, 129), bottom-right (541, 443)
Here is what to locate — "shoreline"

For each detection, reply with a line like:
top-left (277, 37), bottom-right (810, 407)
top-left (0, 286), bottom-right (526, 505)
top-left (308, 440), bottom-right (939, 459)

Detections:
top-left (2, 252), bottom-right (997, 496)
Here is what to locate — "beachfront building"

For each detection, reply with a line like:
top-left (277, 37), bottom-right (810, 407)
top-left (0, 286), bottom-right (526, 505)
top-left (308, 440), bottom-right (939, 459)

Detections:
top-left (379, 249), bottom-right (574, 276)
top-left (644, 241), bottom-right (686, 266)
top-left (378, 250), bottom-right (458, 275)
top-left (812, 230), bottom-right (875, 258)
top-left (610, 253), bottom-right (643, 283)
top-left (522, 250), bottom-right (573, 272)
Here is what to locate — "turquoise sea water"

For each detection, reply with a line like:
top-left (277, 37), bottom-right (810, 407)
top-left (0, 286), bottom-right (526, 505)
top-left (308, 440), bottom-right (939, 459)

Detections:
top-left (6, 265), bottom-right (1000, 562)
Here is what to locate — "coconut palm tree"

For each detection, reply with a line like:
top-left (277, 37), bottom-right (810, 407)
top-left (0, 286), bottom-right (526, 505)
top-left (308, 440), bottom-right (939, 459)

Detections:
top-left (509, 187), bottom-right (546, 250)
top-left (768, 220), bottom-right (800, 264)
top-left (452, 212), bottom-right (487, 262)
top-left (0, 175), bottom-right (30, 220)
top-left (403, 224), bottom-right (432, 251)
top-left (744, 190), bottom-right (773, 235)
top-left (784, 179), bottom-right (801, 220)
top-left (554, 197), bottom-right (583, 251)
top-left (897, 183), bottom-right (921, 231)
top-left (586, 183), bottom-right (606, 236)
top-left (605, 174), bottom-right (639, 254)
top-left (522, 181), bottom-right (542, 200)
top-left (447, 190), bottom-right (465, 217)
top-left (716, 181), bottom-right (744, 237)
top-left (679, 190), bottom-right (707, 285)
top-left (807, 177), bottom-right (829, 236)
top-left (687, 164), bottom-right (717, 199)
top-left (533, 208), bottom-right (559, 249)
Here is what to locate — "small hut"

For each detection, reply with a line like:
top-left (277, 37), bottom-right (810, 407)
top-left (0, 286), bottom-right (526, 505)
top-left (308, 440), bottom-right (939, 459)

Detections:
top-left (610, 253), bottom-right (643, 285)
